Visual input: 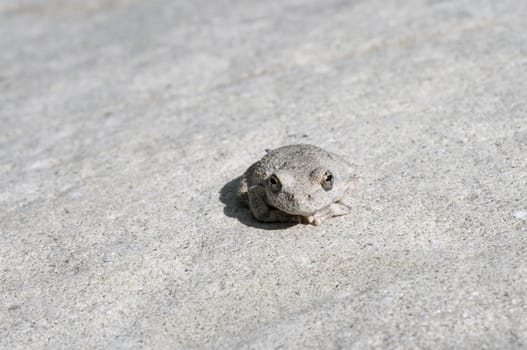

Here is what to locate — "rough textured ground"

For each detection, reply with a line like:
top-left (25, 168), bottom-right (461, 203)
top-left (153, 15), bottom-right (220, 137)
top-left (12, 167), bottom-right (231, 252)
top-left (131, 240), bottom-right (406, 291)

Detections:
top-left (1, 0), bottom-right (526, 348)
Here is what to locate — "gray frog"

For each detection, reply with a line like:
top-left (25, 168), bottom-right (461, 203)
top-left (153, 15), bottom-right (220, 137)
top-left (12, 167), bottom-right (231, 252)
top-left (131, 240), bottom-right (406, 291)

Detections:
top-left (237, 144), bottom-right (355, 225)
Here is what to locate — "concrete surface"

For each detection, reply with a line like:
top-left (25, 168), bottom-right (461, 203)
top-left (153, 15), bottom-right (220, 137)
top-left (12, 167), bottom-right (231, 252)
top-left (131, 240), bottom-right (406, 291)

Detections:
top-left (1, 0), bottom-right (526, 348)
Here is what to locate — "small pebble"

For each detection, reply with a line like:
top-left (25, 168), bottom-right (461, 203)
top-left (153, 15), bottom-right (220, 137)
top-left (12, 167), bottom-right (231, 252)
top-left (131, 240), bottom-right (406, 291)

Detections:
top-left (513, 210), bottom-right (527, 219)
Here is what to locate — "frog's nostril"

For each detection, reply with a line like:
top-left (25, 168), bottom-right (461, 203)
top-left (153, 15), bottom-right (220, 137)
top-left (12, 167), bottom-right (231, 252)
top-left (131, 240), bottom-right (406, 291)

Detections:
top-left (307, 194), bottom-right (313, 200)
top-left (288, 193), bottom-right (295, 201)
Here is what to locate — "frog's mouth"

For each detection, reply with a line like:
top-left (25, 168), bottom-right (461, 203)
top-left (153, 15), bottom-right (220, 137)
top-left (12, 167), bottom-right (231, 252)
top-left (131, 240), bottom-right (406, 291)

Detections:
top-left (270, 203), bottom-right (312, 217)
top-left (286, 209), bottom-right (315, 217)
top-left (278, 203), bottom-right (326, 217)
top-left (268, 192), bottom-right (329, 217)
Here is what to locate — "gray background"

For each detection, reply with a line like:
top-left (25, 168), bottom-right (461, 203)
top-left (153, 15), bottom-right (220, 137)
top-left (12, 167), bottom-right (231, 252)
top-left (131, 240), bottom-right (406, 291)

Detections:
top-left (1, 0), bottom-right (526, 348)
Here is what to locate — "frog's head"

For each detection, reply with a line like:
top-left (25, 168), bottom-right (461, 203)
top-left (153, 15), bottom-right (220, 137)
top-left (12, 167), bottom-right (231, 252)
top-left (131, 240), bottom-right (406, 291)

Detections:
top-left (264, 167), bottom-right (341, 216)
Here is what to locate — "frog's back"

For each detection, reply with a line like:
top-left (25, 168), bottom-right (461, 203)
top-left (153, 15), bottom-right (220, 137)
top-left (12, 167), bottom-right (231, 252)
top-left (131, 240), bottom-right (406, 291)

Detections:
top-left (261, 144), bottom-right (328, 167)
top-left (260, 144), bottom-right (349, 176)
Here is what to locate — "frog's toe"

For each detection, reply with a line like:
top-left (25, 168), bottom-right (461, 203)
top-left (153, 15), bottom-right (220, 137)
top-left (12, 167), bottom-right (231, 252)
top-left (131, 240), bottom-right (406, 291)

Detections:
top-left (312, 216), bottom-right (325, 225)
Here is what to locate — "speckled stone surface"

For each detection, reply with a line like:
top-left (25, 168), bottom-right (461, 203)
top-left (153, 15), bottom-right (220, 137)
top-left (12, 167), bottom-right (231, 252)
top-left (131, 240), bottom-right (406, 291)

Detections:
top-left (1, 0), bottom-right (526, 348)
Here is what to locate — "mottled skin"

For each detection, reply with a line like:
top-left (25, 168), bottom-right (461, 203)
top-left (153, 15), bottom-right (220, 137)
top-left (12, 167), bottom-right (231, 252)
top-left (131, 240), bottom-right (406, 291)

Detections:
top-left (237, 144), bottom-right (355, 225)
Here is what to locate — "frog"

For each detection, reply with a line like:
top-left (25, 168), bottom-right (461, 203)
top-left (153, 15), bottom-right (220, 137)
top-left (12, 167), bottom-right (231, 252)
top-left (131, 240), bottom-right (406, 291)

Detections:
top-left (236, 144), bottom-right (355, 225)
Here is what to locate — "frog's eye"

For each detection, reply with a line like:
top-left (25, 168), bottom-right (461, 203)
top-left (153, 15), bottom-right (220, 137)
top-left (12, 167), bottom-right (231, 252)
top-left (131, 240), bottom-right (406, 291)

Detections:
top-left (269, 174), bottom-right (282, 193)
top-left (321, 171), bottom-right (333, 191)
